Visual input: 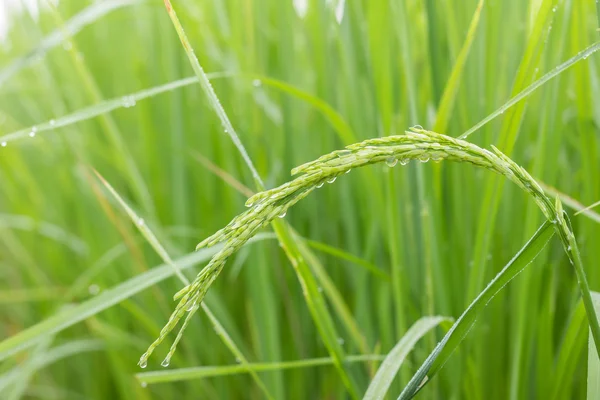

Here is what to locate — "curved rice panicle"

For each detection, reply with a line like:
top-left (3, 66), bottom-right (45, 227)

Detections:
top-left (139, 127), bottom-right (562, 366)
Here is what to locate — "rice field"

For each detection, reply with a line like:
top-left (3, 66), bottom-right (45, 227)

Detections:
top-left (1, 0), bottom-right (600, 399)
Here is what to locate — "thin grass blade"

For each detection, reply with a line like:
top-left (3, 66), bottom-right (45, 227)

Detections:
top-left (93, 170), bottom-right (274, 398)
top-left (398, 221), bottom-right (555, 399)
top-left (136, 355), bottom-right (384, 385)
top-left (0, 73), bottom-right (227, 145)
top-left (459, 41), bottom-right (600, 139)
top-left (363, 316), bottom-right (450, 400)
top-left (588, 292), bottom-right (600, 400)
top-left (0, 235), bottom-right (273, 362)
top-left (0, 0), bottom-right (140, 88)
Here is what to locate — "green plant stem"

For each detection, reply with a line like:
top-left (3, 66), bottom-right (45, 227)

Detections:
top-left (564, 229), bottom-right (600, 359)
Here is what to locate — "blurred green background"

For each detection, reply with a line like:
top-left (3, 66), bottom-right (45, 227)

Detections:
top-left (1, 0), bottom-right (599, 398)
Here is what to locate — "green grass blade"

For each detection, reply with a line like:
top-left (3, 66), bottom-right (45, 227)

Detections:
top-left (0, 213), bottom-right (87, 255)
top-left (459, 41), bottom-right (600, 139)
top-left (258, 76), bottom-right (357, 144)
top-left (93, 170), bottom-right (275, 399)
top-left (0, 74), bottom-right (228, 145)
top-left (588, 293), bottom-right (600, 400)
top-left (0, 339), bottom-right (104, 394)
top-left (272, 220), bottom-right (362, 399)
top-left (159, 2), bottom-right (364, 396)
top-left (305, 239), bottom-right (390, 281)
top-left (93, 170), bottom-right (187, 283)
top-left (46, 3), bottom-right (155, 216)
top-left (0, 235), bottom-right (273, 362)
top-left (162, 0), bottom-right (263, 187)
top-left (398, 221), bottom-right (555, 399)
top-left (433, 0), bottom-right (484, 134)
top-left (4, 337), bottom-right (52, 400)
top-left (0, 0), bottom-right (140, 88)
top-left (549, 301), bottom-right (587, 400)
top-left (201, 304), bottom-right (275, 400)
top-left (556, 200), bottom-right (600, 362)
top-left (540, 183), bottom-right (600, 224)
top-left (0, 288), bottom-right (63, 304)
top-left (363, 316), bottom-right (450, 400)
top-left (297, 235), bottom-right (371, 355)
top-left (136, 354), bottom-right (384, 385)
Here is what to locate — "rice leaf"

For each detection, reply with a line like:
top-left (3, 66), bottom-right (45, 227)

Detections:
top-left (0, 0), bottom-right (141, 88)
top-left (363, 316), bottom-right (450, 400)
top-left (398, 221), bottom-right (555, 399)
top-left (0, 235), bottom-right (273, 363)
top-left (136, 354), bottom-right (384, 385)
top-left (588, 292), bottom-right (600, 399)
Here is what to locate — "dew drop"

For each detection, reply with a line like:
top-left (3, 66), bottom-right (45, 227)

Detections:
top-left (567, 245), bottom-right (572, 251)
top-left (137, 218), bottom-right (145, 226)
top-left (29, 127), bottom-right (37, 137)
top-left (252, 79), bottom-right (262, 87)
top-left (337, 337), bottom-right (345, 345)
top-left (141, 382), bottom-right (147, 388)
top-left (345, 169), bottom-right (351, 174)
top-left (187, 302), bottom-right (195, 311)
top-left (1, 142), bottom-right (6, 147)
top-left (161, 358), bottom-right (171, 367)
top-left (386, 157), bottom-right (398, 167)
top-left (552, 6), bottom-right (557, 12)
top-left (278, 211), bottom-right (287, 218)
top-left (326, 176), bottom-right (337, 183)
top-left (419, 155), bottom-right (430, 163)
top-left (235, 357), bottom-right (241, 363)
top-left (399, 158), bottom-right (410, 165)
top-left (316, 182), bottom-right (324, 188)
top-left (88, 284), bottom-right (100, 295)
top-left (412, 125), bottom-right (424, 130)
top-left (49, 119), bottom-right (56, 126)
top-left (139, 359), bottom-right (148, 369)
